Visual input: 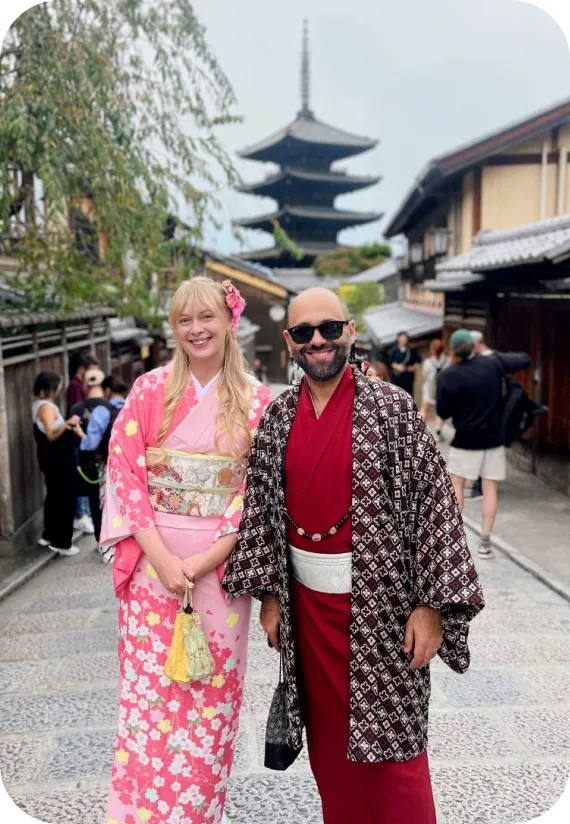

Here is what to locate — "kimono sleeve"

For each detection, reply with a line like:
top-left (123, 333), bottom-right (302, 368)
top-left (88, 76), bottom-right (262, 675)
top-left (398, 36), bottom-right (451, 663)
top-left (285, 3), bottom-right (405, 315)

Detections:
top-left (221, 404), bottom-right (280, 599)
top-left (408, 407), bottom-right (485, 673)
top-left (212, 382), bottom-right (273, 544)
top-left (100, 380), bottom-right (156, 549)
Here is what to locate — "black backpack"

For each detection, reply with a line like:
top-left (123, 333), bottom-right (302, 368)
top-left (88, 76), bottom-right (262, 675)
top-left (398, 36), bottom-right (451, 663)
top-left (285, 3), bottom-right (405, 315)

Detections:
top-left (96, 403), bottom-right (122, 463)
top-left (494, 355), bottom-right (548, 446)
top-left (77, 402), bottom-right (121, 485)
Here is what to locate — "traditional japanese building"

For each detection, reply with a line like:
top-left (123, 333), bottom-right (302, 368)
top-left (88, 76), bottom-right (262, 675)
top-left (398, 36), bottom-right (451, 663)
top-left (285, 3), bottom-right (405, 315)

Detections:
top-left (385, 96), bottom-right (570, 496)
top-left (234, 21), bottom-right (382, 267)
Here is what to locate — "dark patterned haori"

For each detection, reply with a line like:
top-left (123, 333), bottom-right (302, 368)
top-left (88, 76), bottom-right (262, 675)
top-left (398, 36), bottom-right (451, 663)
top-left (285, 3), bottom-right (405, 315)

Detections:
top-left (222, 368), bottom-right (484, 763)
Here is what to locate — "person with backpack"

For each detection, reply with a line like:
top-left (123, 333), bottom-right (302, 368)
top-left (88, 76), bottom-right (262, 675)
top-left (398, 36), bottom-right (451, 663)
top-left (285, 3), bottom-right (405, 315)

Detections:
top-left (74, 373), bottom-right (128, 562)
top-left (420, 339), bottom-right (450, 438)
top-left (436, 329), bottom-right (531, 559)
top-left (67, 350), bottom-right (100, 537)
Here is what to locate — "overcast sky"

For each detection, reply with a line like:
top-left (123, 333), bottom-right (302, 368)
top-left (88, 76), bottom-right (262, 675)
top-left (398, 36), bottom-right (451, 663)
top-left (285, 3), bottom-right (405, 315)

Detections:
top-left (190, 0), bottom-right (570, 256)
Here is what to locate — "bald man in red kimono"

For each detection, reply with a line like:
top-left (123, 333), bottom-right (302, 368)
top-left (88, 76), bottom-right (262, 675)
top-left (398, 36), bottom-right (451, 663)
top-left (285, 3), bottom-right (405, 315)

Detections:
top-left (223, 288), bottom-right (484, 824)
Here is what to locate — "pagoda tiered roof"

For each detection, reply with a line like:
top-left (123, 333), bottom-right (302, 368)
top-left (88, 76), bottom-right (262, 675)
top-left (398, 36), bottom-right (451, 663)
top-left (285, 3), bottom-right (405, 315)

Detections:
top-left (235, 20), bottom-right (382, 268)
top-left (235, 204), bottom-right (383, 234)
top-left (238, 112), bottom-right (377, 164)
top-left (237, 166), bottom-right (381, 198)
top-left (239, 241), bottom-right (339, 266)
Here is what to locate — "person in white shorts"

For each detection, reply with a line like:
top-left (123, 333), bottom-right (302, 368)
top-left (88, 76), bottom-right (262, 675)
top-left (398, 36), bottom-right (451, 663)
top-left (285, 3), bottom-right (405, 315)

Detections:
top-left (467, 331), bottom-right (494, 500)
top-left (437, 329), bottom-right (531, 559)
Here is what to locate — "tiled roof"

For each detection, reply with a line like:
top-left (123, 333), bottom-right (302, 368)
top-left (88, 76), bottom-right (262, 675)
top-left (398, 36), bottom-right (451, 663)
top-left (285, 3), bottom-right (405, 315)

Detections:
top-left (205, 251), bottom-right (277, 282)
top-left (271, 269), bottom-right (345, 293)
top-left (238, 166), bottom-right (380, 193)
top-left (272, 258), bottom-right (399, 294)
top-left (241, 241), bottom-right (339, 262)
top-left (427, 273), bottom-right (484, 292)
top-left (233, 204), bottom-right (383, 228)
top-left (0, 306), bottom-right (114, 329)
top-left (362, 302), bottom-right (442, 348)
top-left (348, 259), bottom-right (399, 284)
top-left (436, 213), bottom-right (570, 274)
top-left (238, 113), bottom-right (377, 160)
top-left (385, 97), bottom-right (570, 237)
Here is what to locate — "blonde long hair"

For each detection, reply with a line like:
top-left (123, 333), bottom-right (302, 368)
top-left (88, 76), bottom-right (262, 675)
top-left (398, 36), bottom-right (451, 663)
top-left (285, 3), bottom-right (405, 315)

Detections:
top-left (157, 277), bottom-right (252, 458)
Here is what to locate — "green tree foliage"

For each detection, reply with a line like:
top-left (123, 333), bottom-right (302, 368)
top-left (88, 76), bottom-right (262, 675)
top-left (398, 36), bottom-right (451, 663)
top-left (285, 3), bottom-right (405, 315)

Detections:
top-left (359, 242), bottom-right (392, 260)
top-left (336, 281), bottom-right (387, 332)
top-left (0, 0), bottom-right (239, 326)
top-left (314, 243), bottom-right (392, 277)
top-left (271, 219), bottom-right (304, 262)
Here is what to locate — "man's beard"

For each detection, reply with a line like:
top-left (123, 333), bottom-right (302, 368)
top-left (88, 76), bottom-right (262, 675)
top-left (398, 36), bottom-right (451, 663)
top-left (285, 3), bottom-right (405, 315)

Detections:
top-left (292, 340), bottom-right (351, 382)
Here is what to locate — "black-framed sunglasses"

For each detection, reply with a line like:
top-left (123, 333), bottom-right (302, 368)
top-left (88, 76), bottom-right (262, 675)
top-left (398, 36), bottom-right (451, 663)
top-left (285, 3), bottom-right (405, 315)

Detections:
top-left (287, 319), bottom-right (350, 345)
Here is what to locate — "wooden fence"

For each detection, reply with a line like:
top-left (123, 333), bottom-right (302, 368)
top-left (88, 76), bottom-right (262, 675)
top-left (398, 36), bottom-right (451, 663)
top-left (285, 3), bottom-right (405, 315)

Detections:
top-left (0, 308), bottom-right (113, 556)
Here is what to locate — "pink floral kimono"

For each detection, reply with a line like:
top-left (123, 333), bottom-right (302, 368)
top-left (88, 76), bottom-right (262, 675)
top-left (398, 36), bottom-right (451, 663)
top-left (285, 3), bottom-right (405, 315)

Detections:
top-left (100, 365), bottom-right (272, 824)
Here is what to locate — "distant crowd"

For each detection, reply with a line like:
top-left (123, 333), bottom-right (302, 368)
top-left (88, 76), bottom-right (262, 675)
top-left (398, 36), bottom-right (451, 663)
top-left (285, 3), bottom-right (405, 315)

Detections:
top-left (32, 351), bottom-right (129, 563)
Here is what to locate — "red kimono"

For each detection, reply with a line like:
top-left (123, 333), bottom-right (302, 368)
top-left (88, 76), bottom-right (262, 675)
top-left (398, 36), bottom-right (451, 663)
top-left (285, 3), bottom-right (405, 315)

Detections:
top-left (285, 367), bottom-right (437, 824)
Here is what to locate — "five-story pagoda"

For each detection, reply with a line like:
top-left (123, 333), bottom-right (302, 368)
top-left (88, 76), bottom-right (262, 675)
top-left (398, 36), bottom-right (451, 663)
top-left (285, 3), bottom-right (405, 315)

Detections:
top-left (234, 21), bottom-right (383, 267)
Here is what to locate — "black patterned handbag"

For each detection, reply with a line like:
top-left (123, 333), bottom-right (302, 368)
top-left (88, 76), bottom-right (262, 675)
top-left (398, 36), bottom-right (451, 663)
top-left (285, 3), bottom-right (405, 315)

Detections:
top-left (264, 654), bottom-right (302, 770)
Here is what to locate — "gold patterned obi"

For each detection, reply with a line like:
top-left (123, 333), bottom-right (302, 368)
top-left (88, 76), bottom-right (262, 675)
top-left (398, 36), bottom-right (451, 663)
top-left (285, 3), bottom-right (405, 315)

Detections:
top-left (146, 448), bottom-right (244, 518)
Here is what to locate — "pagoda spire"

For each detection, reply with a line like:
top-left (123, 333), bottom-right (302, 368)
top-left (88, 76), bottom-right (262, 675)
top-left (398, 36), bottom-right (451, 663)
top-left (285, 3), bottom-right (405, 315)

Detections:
top-left (300, 19), bottom-right (313, 117)
top-left (235, 19), bottom-right (382, 267)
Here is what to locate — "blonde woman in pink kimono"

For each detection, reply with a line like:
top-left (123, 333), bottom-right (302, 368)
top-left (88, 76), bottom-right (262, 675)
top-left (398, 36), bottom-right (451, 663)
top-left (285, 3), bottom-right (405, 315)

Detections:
top-left (100, 277), bottom-right (272, 824)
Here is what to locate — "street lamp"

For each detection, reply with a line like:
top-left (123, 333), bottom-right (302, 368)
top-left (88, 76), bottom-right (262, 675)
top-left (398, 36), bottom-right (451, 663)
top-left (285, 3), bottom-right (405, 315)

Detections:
top-left (269, 304), bottom-right (287, 323)
top-left (431, 228), bottom-right (449, 256)
top-left (410, 243), bottom-right (423, 264)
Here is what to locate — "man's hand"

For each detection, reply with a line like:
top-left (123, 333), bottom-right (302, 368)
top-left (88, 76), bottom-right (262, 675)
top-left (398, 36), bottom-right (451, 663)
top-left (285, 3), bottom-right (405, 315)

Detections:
top-left (260, 594), bottom-right (280, 651)
top-left (403, 606), bottom-right (443, 669)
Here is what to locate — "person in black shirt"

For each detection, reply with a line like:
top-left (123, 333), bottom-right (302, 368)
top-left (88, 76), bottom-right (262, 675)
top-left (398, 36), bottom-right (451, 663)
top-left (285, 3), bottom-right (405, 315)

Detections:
top-left (437, 329), bottom-right (531, 559)
top-left (387, 332), bottom-right (420, 396)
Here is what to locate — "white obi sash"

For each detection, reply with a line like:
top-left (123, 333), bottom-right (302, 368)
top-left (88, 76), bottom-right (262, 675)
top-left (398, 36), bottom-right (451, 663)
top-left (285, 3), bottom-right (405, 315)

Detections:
top-left (289, 544), bottom-right (352, 594)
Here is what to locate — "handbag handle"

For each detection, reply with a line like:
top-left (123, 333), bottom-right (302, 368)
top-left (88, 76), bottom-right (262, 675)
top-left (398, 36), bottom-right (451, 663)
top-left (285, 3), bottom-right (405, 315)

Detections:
top-left (183, 579), bottom-right (194, 613)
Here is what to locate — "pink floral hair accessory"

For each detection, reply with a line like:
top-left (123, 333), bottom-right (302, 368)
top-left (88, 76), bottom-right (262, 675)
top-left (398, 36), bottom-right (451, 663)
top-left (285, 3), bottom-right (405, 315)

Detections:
top-left (222, 280), bottom-right (246, 336)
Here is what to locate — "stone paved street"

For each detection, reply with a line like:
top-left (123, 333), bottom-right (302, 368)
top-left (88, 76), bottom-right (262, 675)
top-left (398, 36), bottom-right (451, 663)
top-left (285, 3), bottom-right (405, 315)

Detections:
top-left (1, 531), bottom-right (570, 824)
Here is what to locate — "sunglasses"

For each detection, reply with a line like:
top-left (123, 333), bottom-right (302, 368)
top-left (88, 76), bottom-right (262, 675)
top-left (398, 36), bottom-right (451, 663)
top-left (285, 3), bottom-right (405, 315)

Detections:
top-left (287, 319), bottom-right (350, 345)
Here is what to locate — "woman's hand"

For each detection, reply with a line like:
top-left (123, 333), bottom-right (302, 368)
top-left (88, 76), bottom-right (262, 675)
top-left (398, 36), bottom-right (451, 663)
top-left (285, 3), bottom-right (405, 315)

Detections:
top-left (179, 534), bottom-right (237, 584)
top-left (181, 553), bottom-right (209, 582)
top-left (153, 553), bottom-right (187, 596)
top-left (65, 415), bottom-right (81, 429)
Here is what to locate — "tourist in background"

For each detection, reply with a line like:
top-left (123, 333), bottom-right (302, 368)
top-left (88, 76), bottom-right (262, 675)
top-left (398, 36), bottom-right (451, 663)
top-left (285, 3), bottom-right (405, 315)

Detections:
top-left (387, 331), bottom-right (420, 396)
top-left (437, 329), bottom-right (531, 559)
top-left (468, 331), bottom-right (495, 500)
top-left (471, 330), bottom-right (494, 358)
top-left (66, 350), bottom-right (100, 413)
top-left (253, 358), bottom-right (267, 383)
top-left (67, 350), bottom-right (99, 536)
top-left (32, 371), bottom-right (82, 556)
top-left (73, 371), bottom-right (129, 563)
top-left (420, 339), bottom-right (451, 439)
top-left (362, 360), bottom-right (391, 382)
top-left (99, 277), bottom-right (272, 824)
top-left (290, 360), bottom-right (305, 383)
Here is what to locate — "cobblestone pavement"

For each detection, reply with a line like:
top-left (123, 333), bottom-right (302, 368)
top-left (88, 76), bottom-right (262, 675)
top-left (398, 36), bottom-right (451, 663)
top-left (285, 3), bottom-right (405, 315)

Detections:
top-left (1, 531), bottom-right (570, 824)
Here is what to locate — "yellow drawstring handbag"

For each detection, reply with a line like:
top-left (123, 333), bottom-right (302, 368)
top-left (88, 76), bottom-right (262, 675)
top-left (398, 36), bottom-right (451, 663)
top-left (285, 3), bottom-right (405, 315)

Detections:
top-left (163, 580), bottom-right (216, 684)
